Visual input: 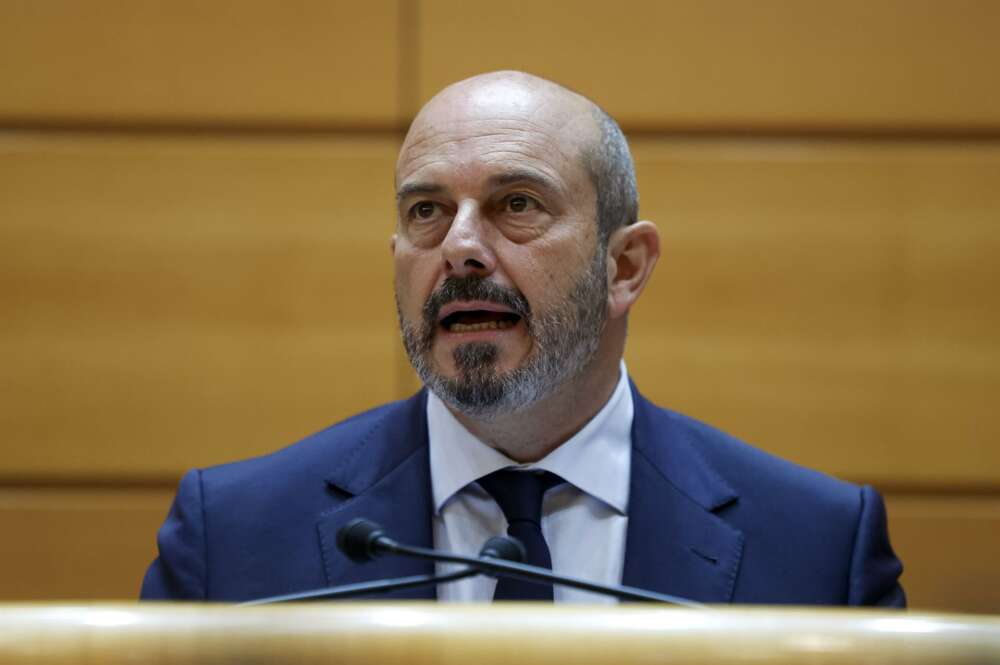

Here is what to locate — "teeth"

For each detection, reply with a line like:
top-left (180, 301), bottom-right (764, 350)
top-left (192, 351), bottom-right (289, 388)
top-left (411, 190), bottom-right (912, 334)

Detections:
top-left (449, 319), bottom-right (515, 333)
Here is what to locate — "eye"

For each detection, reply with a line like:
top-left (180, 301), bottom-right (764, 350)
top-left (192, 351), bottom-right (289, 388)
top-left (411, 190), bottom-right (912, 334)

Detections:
top-left (503, 194), bottom-right (539, 214)
top-left (409, 201), bottom-right (439, 220)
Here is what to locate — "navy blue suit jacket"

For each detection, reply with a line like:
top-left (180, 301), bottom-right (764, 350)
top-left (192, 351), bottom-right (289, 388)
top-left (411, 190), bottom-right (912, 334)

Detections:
top-left (141, 385), bottom-right (905, 605)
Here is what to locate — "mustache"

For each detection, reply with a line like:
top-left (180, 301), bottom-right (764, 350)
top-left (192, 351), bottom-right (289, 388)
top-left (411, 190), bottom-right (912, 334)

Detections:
top-left (422, 276), bottom-right (531, 329)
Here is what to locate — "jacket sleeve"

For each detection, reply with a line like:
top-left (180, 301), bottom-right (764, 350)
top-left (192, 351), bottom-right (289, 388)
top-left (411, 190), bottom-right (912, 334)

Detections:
top-left (847, 485), bottom-right (906, 607)
top-left (140, 469), bottom-right (208, 600)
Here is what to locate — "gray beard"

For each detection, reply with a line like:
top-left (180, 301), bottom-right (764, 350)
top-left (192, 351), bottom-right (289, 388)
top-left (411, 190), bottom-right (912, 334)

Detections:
top-left (397, 251), bottom-right (608, 420)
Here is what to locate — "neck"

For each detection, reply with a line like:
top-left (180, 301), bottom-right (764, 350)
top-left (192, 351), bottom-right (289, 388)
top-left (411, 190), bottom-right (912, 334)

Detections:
top-left (450, 349), bottom-right (623, 463)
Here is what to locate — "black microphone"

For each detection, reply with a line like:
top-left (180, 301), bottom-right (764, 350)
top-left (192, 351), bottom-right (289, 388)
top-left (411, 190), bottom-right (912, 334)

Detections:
top-left (243, 535), bottom-right (520, 605)
top-left (337, 518), bottom-right (703, 607)
top-left (480, 535), bottom-right (526, 564)
top-left (337, 517), bottom-right (393, 562)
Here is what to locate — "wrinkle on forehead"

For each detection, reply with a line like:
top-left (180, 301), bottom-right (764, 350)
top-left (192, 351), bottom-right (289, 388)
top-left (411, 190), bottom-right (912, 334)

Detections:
top-left (403, 145), bottom-right (560, 198)
top-left (405, 119), bottom-right (558, 155)
top-left (403, 127), bottom-right (576, 172)
top-left (398, 136), bottom-right (587, 202)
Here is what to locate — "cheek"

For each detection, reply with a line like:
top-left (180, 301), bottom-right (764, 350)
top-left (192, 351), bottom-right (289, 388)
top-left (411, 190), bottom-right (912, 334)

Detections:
top-left (394, 251), bottom-right (438, 314)
top-left (504, 238), bottom-right (586, 300)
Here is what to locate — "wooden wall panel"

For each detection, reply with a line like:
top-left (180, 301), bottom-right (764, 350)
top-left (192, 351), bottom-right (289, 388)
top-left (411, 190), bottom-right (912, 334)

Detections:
top-left (885, 494), bottom-right (1000, 614)
top-left (0, 488), bottom-right (172, 599)
top-left (0, 133), bottom-right (402, 477)
top-left (0, 1), bottom-right (400, 125)
top-left (417, 0), bottom-right (1000, 129)
top-left (625, 139), bottom-right (1000, 486)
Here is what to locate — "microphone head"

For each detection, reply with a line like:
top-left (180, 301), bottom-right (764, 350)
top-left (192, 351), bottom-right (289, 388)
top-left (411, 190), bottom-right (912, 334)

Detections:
top-left (480, 535), bottom-right (525, 563)
top-left (336, 518), bottom-right (387, 563)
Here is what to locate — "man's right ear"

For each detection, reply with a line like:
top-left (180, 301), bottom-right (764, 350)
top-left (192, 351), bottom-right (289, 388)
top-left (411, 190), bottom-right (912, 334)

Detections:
top-left (390, 233), bottom-right (397, 254)
top-left (605, 220), bottom-right (661, 320)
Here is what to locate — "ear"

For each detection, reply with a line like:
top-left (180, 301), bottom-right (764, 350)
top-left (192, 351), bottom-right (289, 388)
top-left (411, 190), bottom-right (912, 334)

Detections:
top-left (390, 233), bottom-right (398, 254)
top-left (605, 221), bottom-right (660, 320)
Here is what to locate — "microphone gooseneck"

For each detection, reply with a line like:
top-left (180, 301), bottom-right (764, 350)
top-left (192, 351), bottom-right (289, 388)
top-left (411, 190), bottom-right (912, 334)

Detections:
top-left (243, 528), bottom-right (527, 605)
top-left (242, 568), bottom-right (476, 605)
top-left (336, 519), bottom-right (703, 607)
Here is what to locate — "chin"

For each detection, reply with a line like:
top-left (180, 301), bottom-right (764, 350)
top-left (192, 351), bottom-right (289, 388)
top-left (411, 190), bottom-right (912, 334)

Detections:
top-left (444, 348), bottom-right (529, 377)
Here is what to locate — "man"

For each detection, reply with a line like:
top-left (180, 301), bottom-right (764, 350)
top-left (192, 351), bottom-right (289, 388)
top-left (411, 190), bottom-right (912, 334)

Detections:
top-left (142, 71), bottom-right (905, 605)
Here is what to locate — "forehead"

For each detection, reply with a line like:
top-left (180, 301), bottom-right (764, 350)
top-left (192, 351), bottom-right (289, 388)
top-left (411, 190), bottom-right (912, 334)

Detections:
top-left (396, 83), bottom-right (596, 194)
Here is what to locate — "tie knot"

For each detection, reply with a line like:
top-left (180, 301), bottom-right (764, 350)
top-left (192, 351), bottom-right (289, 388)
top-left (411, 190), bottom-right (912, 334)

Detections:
top-left (478, 469), bottom-right (563, 526)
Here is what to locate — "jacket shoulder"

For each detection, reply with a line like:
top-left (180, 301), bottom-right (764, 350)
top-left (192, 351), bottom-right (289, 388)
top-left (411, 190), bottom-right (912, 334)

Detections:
top-left (142, 396), bottom-right (425, 601)
top-left (636, 396), bottom-right (903, 604)
top-left (651, 402), bottom-right (860, 507)
top-left (199, 396), bottom-right (416, 492)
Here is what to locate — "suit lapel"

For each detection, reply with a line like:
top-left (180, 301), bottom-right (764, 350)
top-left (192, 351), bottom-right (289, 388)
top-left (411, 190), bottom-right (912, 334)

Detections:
top-left (315, 391), bottom-right (437, 600)
top-left (622, 384), bottom-right (745, 603)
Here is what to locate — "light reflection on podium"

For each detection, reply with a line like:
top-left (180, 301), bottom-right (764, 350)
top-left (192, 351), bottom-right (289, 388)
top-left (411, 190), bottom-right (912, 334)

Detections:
top-left (1, 603), bottom-right (998, 664)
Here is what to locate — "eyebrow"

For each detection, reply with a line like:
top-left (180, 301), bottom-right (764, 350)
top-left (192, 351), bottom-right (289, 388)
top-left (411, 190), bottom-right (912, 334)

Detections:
top-left (396, 182), bottom-right (444, 202)
top-left (488, 169), bottom-right (561, 194)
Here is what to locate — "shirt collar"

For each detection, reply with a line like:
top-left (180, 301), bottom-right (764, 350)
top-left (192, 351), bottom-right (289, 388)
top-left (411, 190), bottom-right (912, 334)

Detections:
top-left (428, 361), bottom-right (633, 516)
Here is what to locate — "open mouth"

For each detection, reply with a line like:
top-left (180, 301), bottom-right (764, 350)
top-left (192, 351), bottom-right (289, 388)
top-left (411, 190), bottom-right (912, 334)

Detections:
top-left (440, 309), bottom-right (522, 333)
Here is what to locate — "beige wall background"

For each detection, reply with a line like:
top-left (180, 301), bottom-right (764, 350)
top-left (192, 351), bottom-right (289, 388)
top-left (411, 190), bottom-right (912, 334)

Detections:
top-left (1, 0), bottom-right (997, 613)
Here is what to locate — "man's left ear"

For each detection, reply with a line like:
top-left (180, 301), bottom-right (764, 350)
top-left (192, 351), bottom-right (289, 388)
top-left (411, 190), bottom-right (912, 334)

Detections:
top-left (605, 221), bottom-right (660, 320)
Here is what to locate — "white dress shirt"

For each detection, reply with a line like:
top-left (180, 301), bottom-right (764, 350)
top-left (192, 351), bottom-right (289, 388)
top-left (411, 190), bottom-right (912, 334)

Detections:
top-left (428, 362), bottom-right (633, 603)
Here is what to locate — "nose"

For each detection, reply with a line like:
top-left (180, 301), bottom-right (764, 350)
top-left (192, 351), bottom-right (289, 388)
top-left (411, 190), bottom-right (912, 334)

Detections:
top-left (440, 201), bottom-right (497, 278)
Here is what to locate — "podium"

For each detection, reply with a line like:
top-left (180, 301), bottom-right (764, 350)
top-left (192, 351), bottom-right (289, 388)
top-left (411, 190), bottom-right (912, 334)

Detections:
top-left (1, 603), bottom-right (999, 664)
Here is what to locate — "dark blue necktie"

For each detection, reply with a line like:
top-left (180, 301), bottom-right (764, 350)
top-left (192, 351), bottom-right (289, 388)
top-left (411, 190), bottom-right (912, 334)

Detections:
top-left (478, 469), bottom-right (563, 601)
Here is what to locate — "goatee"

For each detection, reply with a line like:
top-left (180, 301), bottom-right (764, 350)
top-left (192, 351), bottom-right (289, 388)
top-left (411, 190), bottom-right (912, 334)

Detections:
top-left (396, 250), bottom-right (609, 419)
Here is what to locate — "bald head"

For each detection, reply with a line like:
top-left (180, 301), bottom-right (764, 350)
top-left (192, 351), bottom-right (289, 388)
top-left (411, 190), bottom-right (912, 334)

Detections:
top-left (399, 71), bottom-right (638, 243)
